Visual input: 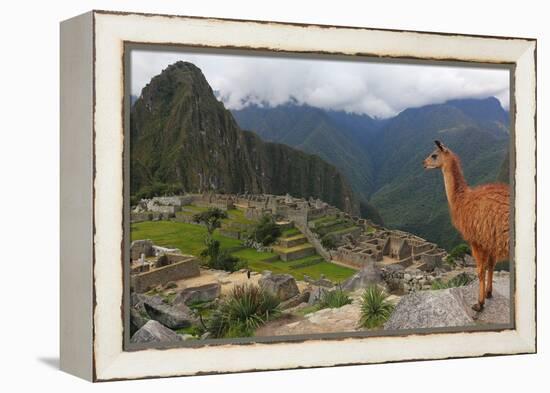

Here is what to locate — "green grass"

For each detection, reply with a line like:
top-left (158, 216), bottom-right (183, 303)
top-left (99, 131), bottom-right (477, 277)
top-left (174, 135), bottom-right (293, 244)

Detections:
top-left (246, 255), bottom-right (355, 282)
top-left (181, 205), bottom-right (210, 213)
top-left (224, 208), bottom-right (256, 225)
top-left (281, 227), bottom-right (300, 238)
top-left (293, 304), bottom-right (320, 316)
top-left (132, 220), bottom-right (356, 282)
top-left (231, 248), bottom-right (278, 262)
top-left (131, 221), bottom-right (242, 256)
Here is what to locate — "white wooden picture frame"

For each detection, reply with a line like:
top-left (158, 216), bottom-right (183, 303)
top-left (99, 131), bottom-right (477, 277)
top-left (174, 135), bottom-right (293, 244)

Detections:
top-left (60, 10), bottom-right (536, 382)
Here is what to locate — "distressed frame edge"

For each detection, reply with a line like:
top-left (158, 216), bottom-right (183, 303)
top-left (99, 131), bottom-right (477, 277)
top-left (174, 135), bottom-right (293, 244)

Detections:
top-left (59, 11), bottom-right (95, 381)
top-left (90, 11), bottom-right (537, 381)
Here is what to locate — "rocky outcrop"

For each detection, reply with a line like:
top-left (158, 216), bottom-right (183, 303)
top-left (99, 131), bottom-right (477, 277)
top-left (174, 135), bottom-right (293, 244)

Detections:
top-left (280, 291), bottom-right (311, 310)
top-left (143, 300), bottom-right (197, 329)
top-left (259, 273), bottom-right (299, 301)
top-left (174, 283), bottom-right (221, 305)
top-left (130, 320), bottom-right (182, 344)
top-left (384, 275), bottom-right (510, 330)
top-left (130, 308), bottom-right (149, 335)
top-left (341, 263), bottom-right (386, 292)
top-left (308, 286), bottom-right (329, 306)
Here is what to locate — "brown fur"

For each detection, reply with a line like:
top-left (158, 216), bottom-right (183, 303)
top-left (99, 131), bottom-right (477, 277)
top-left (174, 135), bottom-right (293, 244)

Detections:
top-left (424, 141), bottom-right (510, 311)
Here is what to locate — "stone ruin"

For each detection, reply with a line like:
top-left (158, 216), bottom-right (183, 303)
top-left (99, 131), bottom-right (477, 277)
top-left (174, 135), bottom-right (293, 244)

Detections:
top-left (332, 229), bottom-right (447, 272)
top-left (129, 239), bottom-right (200, 293)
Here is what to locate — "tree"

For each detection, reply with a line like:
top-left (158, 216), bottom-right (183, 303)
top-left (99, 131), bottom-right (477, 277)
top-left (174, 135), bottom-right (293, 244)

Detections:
top-left (248, 215), bottom-right (281, 246)
top-left (449, 243), bottom-right (471, 260)
top-left (321, 236), bottom-right (337, 250)
top-left (200, 237), bottom-right (246, 272)
top-left (193, 208), bottom-right (228, 235)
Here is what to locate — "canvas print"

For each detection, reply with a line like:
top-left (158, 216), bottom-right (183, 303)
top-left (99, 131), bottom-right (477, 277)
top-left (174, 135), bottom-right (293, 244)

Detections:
top-left (127, 48), bottom-right (512, 346)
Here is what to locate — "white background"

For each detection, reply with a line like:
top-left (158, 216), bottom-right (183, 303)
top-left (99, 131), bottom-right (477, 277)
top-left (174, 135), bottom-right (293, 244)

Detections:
top-left (0, 0), bottom-right (546, 391)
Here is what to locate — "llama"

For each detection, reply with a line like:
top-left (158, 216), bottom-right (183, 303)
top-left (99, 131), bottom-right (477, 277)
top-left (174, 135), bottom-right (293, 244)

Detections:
top-left (423, 140), bottom-right (510, 311)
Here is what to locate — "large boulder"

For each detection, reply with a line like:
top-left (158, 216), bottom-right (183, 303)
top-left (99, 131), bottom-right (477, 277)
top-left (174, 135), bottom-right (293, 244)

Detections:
top-left (259, 273), bottom-right (299, 301)
top-left (341, 263), bottom-right (386, 292)
top-left (280, 291), bottom-right (311, 310)
top-left (131, 293), bottom-right (163, 315)
top-left (144, 300), bottom-right (197, 329)
top-left (130, 320), bottom-right (182, 344)
top-left (130, 239), bottom-right (154, 260)
top-left (308, 286), bottom-right (329, 306)
top-left (130, 308), bottom-right (149, 335)
top-left (384, 276), bottom-right (511, 330)
top-left (174, 283), bottom-right (221, 306)
top-left (384, 289), bottom-right (475, 330)
top-left (451, 277), bottom-right (511, 324)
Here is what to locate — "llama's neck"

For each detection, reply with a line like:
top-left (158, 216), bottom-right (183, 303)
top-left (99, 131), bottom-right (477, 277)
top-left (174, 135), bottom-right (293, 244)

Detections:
top-left (441, 154), bottom-right (468, 212)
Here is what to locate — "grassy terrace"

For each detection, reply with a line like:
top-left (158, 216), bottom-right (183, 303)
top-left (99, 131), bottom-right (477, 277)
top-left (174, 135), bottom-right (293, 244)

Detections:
top-left (131, 221), bottom-right (242, 256)
top-left (131, 220), bottom-right (356, 282)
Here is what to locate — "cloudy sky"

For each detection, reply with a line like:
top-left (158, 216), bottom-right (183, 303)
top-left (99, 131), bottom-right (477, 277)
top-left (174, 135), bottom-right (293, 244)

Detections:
top-left (130, 49), bottom-right (510, 119)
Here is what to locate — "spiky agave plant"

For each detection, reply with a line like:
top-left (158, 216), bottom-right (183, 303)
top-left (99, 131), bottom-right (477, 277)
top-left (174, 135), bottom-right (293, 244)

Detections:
top-left (207, 284), bottom-right (280, 338)
top-left (318, 287), bottom-right (352, 309)
top-left (359, 285), bottom-right (394, 329)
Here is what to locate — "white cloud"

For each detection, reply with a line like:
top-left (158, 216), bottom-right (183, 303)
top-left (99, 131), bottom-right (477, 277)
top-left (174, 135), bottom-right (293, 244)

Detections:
top-left (130, 49), bottom-right (510, 119)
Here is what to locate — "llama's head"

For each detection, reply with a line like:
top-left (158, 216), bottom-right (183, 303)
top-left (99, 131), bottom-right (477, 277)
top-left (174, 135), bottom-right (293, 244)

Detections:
top-left (423, 140), bottom-right (451, 169)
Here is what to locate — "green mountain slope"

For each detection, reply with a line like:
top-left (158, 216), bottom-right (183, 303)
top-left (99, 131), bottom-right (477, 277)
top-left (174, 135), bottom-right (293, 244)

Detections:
top-left (369, 102), bottom-right (509, 249)
top-left (233, 99), bottom-right (510, 250)
top-left (232, 104), bottom-right (384, 223)
top-left (130, 61), bottom-right (359, 214)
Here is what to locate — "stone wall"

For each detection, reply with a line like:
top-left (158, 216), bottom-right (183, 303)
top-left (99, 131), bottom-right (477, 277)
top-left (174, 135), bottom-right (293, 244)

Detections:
top-left (131, 258), bottom-right (201, 293)
top-left (294, 221), bottom-right (332, 261)
top-left (381, 267), bottom-right (438, 293)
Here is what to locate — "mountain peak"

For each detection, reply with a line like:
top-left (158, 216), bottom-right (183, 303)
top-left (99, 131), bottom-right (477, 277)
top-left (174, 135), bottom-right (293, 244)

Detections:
top-left (445, 96), bottom-right (508, 125)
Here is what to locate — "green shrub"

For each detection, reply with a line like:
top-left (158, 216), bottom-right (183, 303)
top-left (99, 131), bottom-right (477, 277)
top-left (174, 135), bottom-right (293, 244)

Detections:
top-left (200, 237), bottom-right (247, 272)
top-left (318, 288), bottom-right (352, 309)
top-left (207, 284), bottom-right (281, 338)
top-left (430, 272), bottom-right (473, 289)
top-left (359, 285), bottom-right (394, 329)
top-left (248, 215), bottom-right (282, 246)
top-left (321, 236), bottom-right (337, 250)
top-left (449, 243), bottom-right (471, 260)
top-left (193, 208), bottom-right (228, 235)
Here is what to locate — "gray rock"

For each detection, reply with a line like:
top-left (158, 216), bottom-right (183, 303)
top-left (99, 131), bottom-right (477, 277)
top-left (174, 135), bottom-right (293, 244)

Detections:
top-left (341, 263), bottom-right (386, 292)
top-left (280, 291), bottom-right (311, 310)
top-left (130, 308), bottom-right (149, 335)
top-left (131, 293), bottom-right (163, 315)
top-left (313, 278), bottom-right (334, 288)
top-left (463, 254), bottom-right (476, 267)
top-left (130, 320), bottom-right (182, 344)
top-left (308, 286), bottom-right (328, 305)
top-left (385, 289), bottom-right (475, 330)
top-left (259, 273), bottom-right (299, 301)
top-left (385, 276), bottom-right (511, 330)
top-left (452, 278), bottom-right (511, 324)
top-left (174, 283), bottom-right (221, 305)
top-left (130, 239), bottom-right (154, 260)
top-left (144, 300), bottom-right (197, 329)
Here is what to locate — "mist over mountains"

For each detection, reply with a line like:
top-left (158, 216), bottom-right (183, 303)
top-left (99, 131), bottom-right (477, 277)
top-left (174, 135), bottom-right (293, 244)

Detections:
top-left (131, 61), bottom-right (510, 250)
top-left (130, 62), bottom-right (359, 216)
top-left (232, 97), bottom-right (509, 249)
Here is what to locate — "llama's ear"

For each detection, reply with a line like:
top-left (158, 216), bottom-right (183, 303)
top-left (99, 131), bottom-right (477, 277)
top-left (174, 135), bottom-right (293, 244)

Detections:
top-left (434, 140), bottom-right (447, 152)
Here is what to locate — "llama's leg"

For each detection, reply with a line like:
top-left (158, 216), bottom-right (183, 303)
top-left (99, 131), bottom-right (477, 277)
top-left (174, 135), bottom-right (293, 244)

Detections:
top-left (471, 245), bottom-right (487, 311)
top-left (486, 256), bottom-right (496, 298)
